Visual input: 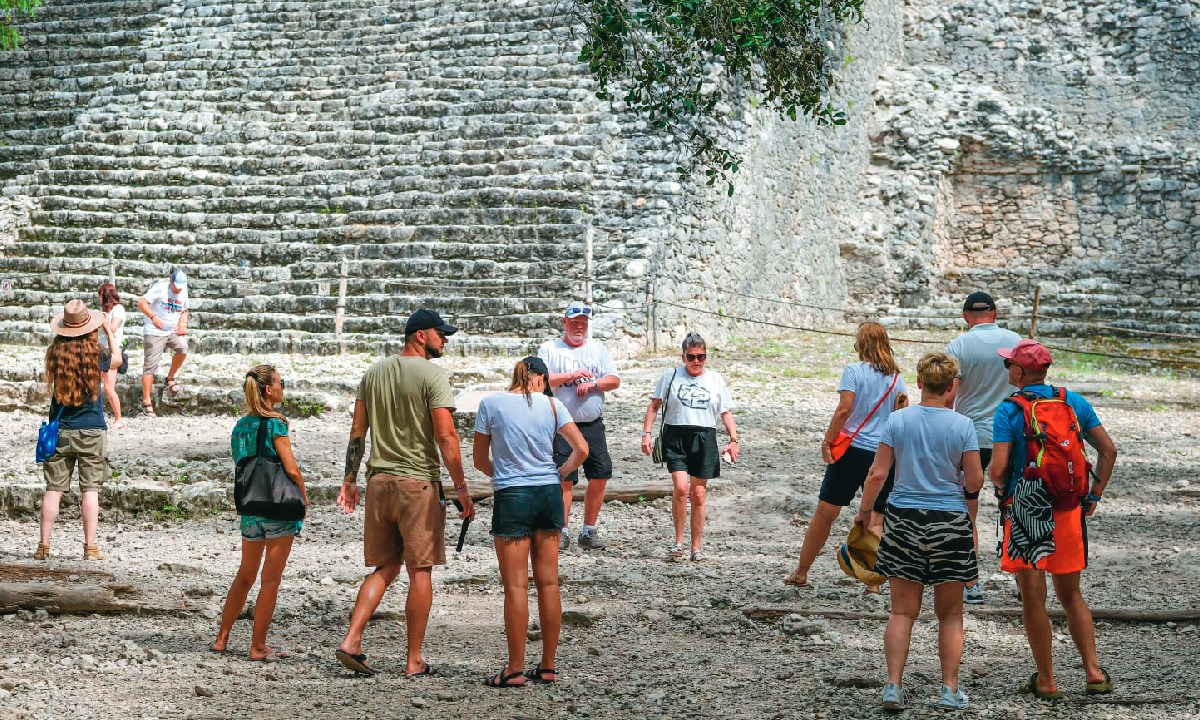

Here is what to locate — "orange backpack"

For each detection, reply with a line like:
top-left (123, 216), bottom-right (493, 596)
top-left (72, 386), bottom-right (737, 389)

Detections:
top-left (1006, 388), bottom-right (1092, 511)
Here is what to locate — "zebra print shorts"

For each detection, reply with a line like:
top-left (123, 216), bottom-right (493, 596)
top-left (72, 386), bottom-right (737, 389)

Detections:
top-left (876, 505), bottom-right (978, 585)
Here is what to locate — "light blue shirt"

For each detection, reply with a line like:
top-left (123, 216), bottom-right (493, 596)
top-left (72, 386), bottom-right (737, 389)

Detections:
top-left (474, 392), bottom-right (570, 491)
top-left (881, 406), bottom-right (979, 513)
top-left (945, 323), bottom-right (1022, 447)
top-left (837, 362), bottom-right (907, 451)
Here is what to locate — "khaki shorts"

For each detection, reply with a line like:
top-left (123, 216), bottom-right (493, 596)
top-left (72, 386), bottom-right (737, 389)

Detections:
top-left (43, 428), bottom-right (108, 492)
top-left (363, 473), bottom-right (446, 569)
top-left (142, 333), bottom-right (188, 376)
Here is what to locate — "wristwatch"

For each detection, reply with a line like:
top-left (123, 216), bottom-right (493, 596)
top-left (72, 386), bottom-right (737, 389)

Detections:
top-left (641, 431), bottom-right (652, 436)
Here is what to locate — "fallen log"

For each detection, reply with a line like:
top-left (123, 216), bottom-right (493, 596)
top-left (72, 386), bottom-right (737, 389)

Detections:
top-left (0, 581), bottom-right (166, 615)
top-left (742, 606), bottom-right (1200, 623)
top-left (465, 480), bottom-right (671, 503)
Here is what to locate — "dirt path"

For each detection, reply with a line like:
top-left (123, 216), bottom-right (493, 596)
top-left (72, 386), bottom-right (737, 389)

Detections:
top-left (0, 334), bottom-right (1197, 719)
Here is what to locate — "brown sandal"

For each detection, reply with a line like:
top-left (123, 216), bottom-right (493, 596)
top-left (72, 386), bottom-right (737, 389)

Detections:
top-left (142, 402), bottom-right (157, 418)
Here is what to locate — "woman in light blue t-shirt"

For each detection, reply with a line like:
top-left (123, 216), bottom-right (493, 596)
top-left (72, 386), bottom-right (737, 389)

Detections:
top-left (473, 357), bottom-right (587, 688)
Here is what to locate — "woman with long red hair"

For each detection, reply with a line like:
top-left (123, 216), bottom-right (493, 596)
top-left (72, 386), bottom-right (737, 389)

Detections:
top-left (36, 299), bottom-right (116, 560)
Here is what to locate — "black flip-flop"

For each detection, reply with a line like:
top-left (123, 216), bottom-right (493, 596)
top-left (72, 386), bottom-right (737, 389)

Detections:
top-left (335, 649), bottom-right (378, 677)
top-left (406, 662), bottom-right (437, 678)
top-left (523, 665), bottom-right (557, 684)
top-left (483, 670), bottom-right (526, 688)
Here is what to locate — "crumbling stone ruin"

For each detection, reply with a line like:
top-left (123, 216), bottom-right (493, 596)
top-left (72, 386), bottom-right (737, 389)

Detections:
top-left (1, 0), bottom-right (1195, 353)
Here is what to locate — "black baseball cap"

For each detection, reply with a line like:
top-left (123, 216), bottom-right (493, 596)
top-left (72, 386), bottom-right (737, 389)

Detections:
top-left (963, 292), bottom-right (996, 312)
top-left (404, 308), bottom-right (458, 336)
top-left (521, 356), bottom-right (553, 396)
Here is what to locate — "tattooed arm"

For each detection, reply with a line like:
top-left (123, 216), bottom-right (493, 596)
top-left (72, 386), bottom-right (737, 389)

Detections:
top-left (337, 400), bottom-right (369, 513)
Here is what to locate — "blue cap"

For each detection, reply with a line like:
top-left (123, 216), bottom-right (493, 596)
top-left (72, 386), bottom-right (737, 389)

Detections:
top-left (170, 269), bottom-right (188, 288)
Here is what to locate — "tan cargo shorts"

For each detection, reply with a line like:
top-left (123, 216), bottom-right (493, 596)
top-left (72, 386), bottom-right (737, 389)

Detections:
top-left (142, 333), bottom-right (188, 376)
top-left (362, 473), bottom-right (446, 569)
top-left (43, 428), bottom-right (108, 493)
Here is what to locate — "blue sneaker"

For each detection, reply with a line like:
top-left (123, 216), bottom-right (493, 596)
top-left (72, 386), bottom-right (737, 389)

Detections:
top-left (882, 683), bottom-right (905, 712)
top-left (937, 685), bottom-right (969, 710)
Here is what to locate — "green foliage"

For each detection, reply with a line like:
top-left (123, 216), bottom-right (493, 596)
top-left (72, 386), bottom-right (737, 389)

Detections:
top-left (281, 398), bottom-right (325, 418)
top-left (1, 0), bottom-right (40, 51)
top-left (570, 0), bottom-right (865, 192)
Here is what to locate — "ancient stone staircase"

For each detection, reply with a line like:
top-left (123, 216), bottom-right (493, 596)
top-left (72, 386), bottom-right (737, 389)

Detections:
top-left (0, 0), bottom-right (651, 354)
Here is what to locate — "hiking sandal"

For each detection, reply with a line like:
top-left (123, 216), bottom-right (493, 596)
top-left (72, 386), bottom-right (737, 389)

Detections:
top-left (1085, 667), bottom-right (1114, 695)
top-left (483, 670), bottom-right (526, 688)
top-left (33, 542), bottom-right (50, 560)
top-left (142, 402), bottom-right (157, 418)
top-left (524, 665), bottom-right (557, 684)
top-left (165, 377), bottom-right (181, 394)
top-left (1018, 671), bottom-right (1062, 700)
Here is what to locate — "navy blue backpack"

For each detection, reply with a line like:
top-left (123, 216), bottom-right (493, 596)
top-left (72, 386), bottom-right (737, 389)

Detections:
top-left (36, 406), bottom-right (65, 463)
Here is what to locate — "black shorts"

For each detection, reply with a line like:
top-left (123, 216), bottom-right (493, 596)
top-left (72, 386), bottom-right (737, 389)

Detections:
top-left (963, 447), bottom-right (993, 501)
top-left (553, 417), bottom-right (612, 485)
top-left (99, 349), bottom-right (129, 375)
top-left (876, 505), bottom-right (977, 585)
top-left (819, 445), bottom-right (895, 511)
top-left (662, 424), bottom-right (720, 480)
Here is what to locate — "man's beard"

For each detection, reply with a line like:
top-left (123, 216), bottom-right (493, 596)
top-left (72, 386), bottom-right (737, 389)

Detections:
top-left (425, 341), bottom-right (443, 359)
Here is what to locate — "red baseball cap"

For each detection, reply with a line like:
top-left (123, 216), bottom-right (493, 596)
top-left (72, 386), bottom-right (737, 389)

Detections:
top-left (997, 339), bottom-right (1053, 370)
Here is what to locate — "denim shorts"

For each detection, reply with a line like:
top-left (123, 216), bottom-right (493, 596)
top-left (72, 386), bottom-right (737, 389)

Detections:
top-left (240, 516), bottom-right (302, 541)
top-left (491, 484), bottom-right (565, 538)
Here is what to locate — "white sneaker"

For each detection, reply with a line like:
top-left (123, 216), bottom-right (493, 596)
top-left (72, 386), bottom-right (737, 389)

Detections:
top-left (963, 584), bottom-right (984, 605)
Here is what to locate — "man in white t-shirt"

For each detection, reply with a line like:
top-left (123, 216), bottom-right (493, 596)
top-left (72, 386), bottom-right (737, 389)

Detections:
top-left (537, 301), bottom-right (621, 550)
top-left (944, 291), bottom-right (1021, 604)
top-left (137, 268), bottom-right (190, 417)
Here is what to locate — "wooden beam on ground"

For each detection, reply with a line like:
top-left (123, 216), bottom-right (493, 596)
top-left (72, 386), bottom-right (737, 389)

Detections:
top-left (465, 480), bottom-right (672, 503)
top-left (742, 606), bottom-right (1200, 623)
top-left (0, 581), bottom-right (189, 616)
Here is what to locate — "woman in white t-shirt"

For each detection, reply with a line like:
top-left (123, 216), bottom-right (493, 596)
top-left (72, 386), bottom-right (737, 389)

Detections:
top-left (473, 357), bottom-right (587, 688)
top-left (97, 283), bottom-right (127, 430)
top-left (786, 321), bottom-right (907, 588)
top-left (640, 333), bottom-right (739, 562)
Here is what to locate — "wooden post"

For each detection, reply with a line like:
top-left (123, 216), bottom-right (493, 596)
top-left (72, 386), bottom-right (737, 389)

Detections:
top-left (334, 256), bottom-right (348, 352)
top-left (650, 274), bottom-right (658, 353)
top-left (1030, 286), bottom-right (1041, 339)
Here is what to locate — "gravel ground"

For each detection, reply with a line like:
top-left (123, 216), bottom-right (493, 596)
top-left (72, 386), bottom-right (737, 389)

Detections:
top-left (0, 333), bottom-right (1197, 719)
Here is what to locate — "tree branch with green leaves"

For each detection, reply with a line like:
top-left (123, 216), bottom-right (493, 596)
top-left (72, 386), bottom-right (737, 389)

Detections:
top-left (1, 0), bottom-right (40, 51)
top-left (569, 0), bottom-right (865, 194)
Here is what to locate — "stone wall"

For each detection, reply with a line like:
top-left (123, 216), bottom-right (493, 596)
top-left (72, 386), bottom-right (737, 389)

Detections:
top-left (861, 0), bottom-right (1200, 332)
top-left (2, 0), bottom-right (1197, 354)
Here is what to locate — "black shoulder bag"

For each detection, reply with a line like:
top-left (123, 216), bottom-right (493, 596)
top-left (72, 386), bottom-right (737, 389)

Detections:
top-left (651, 370), bottom-right (678, 465)
top-left (234, 418), bottom-right (306, 521)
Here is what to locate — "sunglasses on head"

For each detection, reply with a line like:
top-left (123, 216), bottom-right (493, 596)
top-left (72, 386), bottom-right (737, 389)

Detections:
top-left (565, 307), bottom-right (592, 318)
top-left (685, 352), bottom-right (707, 362)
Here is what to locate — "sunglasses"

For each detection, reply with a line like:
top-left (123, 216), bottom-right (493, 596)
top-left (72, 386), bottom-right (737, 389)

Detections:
top-left (1002, 359), bottom-right (1013, 369)
top-left (279, 378), bottom-right (286, 389)
top-left (685, 353), bottom-right (707, 362)
top-left (565, 307), bottom-right (592, 318)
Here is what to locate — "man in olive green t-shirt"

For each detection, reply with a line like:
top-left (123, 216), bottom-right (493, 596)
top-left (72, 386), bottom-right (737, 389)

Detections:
top-left (334, 309), bottom-right (475, 678)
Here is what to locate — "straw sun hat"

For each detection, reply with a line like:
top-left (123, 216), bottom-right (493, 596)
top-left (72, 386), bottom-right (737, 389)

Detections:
top-left (837, 525), bottom-right (887, 586)
top-left (49, 299), bottom-right (105, 338)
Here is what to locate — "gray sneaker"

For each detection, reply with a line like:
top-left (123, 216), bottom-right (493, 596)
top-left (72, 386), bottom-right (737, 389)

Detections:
top-left (559, 532), bottom-right (570, 552)
top-left (937, 685), bottom-right (969, 710)
top-left (577, 529), bottom-right (607, 550)
top-left (882, 683), bottom-right (905, 712)
top-left (963, 584), bottom-right (984, 605)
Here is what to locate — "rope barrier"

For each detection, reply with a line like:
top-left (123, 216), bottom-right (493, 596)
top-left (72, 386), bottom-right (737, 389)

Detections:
top-left (653, 299), bottom-right (1200, 370)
